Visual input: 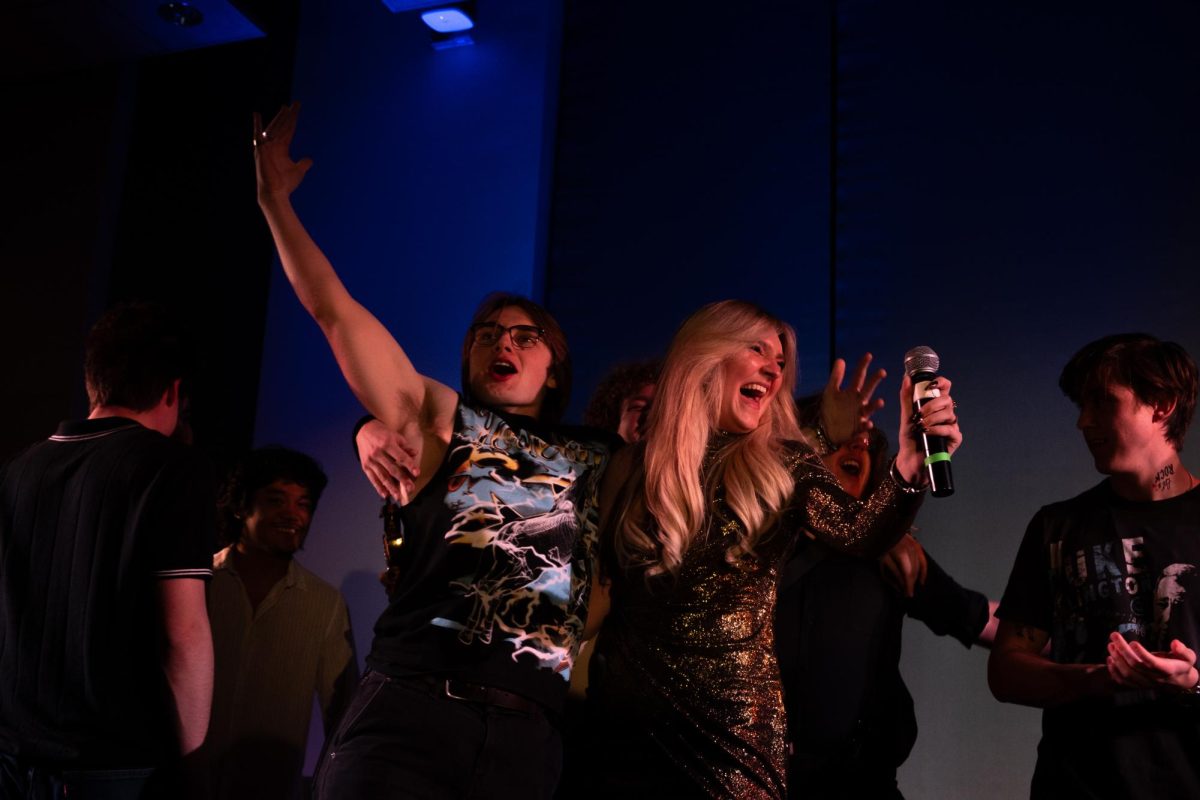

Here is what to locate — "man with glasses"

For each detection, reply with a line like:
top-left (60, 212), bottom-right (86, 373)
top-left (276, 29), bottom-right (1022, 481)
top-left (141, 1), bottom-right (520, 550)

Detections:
top-left (255, 103), bottom-right (613, 799)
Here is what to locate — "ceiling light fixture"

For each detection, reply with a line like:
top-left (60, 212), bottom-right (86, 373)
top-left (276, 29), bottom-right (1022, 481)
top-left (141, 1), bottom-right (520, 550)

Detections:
top-left (157, 1), bottom-right (204, 27)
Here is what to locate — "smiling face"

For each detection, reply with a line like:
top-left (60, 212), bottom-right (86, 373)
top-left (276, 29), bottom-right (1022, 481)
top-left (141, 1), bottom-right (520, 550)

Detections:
top-left (822, 432), bottom-right (873, 499)
top-left (466, 306), bottom-right (556, 418)
top-left (239, 479), bottom-right (313, 559)
top-left (716, 333), bottom-right (786, 434)
top-left (1076, 382), bottom-right (1167, 476)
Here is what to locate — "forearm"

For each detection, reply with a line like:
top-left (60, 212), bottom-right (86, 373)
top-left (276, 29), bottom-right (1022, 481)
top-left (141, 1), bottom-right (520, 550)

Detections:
top-left (259, 193), bottom-right (355, 326)
top-left (977, 600), bottom-right (1001, 648)
top-left (894, 450), bottom-right (925, 484)
top-left (798, 463), bottom-right (921, 558)
top-left (988, 648), bottom-right (1113, 708)
top-left (163, 616), bottom-right (214, 754)
top-left (907, 554), bottom-right (992, 647)
top-left (258, 194), bottom-right (442, 430)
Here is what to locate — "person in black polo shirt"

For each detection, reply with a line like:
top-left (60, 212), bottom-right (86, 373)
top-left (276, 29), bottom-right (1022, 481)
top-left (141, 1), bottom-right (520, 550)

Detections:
top-left (0, 303), bottom-right (216, 799)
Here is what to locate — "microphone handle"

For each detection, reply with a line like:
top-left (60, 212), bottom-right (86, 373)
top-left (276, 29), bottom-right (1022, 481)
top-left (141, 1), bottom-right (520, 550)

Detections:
top-left (911, 369), bottom-right (954, 498)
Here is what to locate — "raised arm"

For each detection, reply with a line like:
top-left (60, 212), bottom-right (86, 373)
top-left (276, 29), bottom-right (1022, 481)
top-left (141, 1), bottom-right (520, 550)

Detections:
top-left (253, 103), bottom-right (457, 437)
top-left (794, 375), bottom-right (961, 557)
top-left (816, 352), bottom-right (887, 446)
top-left (893, 373), bottom-right (960, 484)
top-left (793, 459), bottom-right (921, 558)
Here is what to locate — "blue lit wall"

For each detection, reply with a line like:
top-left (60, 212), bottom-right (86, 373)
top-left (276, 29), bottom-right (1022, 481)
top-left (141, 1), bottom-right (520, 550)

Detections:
top-left (249, 0), bottom-right (1200, 792)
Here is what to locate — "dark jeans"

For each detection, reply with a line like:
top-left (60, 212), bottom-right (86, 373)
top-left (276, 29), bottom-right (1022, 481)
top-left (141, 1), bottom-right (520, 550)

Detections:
top-left (0, 755), bottom-right (158, 800)
top-left (314, 671), bottom-right (563, 800)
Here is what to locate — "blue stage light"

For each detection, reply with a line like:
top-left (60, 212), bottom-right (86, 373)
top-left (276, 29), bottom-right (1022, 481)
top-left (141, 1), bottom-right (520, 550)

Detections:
top-left (380, 0), bottom-right (442, 10)
top-left (421, 8), bottom-right (474, 33)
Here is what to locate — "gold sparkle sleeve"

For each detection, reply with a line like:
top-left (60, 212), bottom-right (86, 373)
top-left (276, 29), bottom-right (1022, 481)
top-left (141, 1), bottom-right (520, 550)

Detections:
top-left (784, 445), bottom-right (924, 558)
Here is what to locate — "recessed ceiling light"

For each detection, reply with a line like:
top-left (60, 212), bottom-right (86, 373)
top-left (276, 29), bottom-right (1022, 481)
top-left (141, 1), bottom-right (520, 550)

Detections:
top-left (421, 8), bottom-right (474, 33)
top-left (158, 2), bottom-right (204, 27)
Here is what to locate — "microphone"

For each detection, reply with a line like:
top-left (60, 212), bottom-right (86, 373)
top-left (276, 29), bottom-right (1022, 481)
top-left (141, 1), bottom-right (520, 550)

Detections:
top-left (904, 346), bottom-right (954, 498)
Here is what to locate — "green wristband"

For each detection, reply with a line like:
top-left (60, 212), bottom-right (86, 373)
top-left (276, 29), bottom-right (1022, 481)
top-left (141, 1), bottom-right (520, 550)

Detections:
top-left (924, 452), bottom-right (951, 466)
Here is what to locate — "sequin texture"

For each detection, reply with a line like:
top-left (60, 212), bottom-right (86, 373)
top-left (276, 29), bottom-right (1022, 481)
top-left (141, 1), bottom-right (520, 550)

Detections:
top-left (591, 441), bottom-right (922, 798)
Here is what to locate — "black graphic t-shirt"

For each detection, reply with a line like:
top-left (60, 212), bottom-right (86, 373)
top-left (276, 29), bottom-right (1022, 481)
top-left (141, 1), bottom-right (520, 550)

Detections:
top-left (366, 399), bottom-right (612, 713)
top-left (999, 481), bottom-right (1200, 799)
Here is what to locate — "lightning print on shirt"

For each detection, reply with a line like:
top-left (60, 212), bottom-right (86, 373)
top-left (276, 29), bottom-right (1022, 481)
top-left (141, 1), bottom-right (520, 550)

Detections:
top-left (429, 406), bottom-right (605, 680)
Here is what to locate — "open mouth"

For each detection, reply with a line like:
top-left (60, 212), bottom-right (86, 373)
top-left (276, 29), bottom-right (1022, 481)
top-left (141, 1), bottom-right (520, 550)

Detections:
top-left (489, 359), bottom-right (517, 379)
top-left (740, 382), bottom-right (769, 400)
top-left (839, 458), bottom-right (863, 477)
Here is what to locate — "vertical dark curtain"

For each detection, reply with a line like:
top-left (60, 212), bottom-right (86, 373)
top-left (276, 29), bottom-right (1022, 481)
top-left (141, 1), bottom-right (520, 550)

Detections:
top-left (546, 0), bottom-right (835, 416)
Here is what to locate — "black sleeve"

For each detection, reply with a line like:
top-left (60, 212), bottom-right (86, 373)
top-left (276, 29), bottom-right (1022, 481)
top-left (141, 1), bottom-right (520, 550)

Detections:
top-left (906, 551), bottom-right (990, 648)
top-left (143, 448), bottom-right (217, 578)
top-left (995, 509), bottom-right (1054, 632)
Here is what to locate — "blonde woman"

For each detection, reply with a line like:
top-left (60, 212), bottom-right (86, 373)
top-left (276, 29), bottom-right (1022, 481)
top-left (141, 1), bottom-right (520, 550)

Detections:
top-left (584, 300), bottom-right (961, 799)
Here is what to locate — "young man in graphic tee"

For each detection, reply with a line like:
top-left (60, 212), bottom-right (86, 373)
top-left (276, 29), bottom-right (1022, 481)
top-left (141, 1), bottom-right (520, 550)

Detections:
top-left (254, 103), bottom-right (612, 799)
top-left (990, 333), bottom-right (1200, 799)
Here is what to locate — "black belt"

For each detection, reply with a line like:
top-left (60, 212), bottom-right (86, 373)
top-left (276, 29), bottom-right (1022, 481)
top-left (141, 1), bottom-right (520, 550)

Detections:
top-left (404, 673), bottom-right (541, 715)
top-left (444, 678), bottom-right (540, 714)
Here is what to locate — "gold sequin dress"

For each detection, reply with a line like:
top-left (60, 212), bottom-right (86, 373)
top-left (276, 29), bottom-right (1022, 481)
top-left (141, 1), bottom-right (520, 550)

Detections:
top-left (590, 440), bottom-right (923, 799)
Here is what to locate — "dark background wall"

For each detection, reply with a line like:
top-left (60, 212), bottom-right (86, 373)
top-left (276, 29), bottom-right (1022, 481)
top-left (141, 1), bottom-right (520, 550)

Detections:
top-left (545, 0), bottom-right (835, 410)
top-left (829, 4), bottom-right (1200, 792)
top-left (0, 0), bottom-right (298, 469)
top-left (5, 0), bottom-right (1200, 794)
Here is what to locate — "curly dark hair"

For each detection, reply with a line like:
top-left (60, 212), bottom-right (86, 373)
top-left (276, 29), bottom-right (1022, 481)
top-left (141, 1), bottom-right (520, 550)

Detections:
top-left (217, 446), bottom-right (329, 547)
top-left (459, 293), bottom-right (572, 424)
top-left (583, 360), bottom-right (662, 434)
top-left (1059, 333), bottom-right (1198, 449)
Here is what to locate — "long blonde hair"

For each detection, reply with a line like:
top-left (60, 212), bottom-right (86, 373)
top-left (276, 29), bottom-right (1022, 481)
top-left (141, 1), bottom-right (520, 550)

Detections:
top-left (613, 300), bottom-right (804, 576)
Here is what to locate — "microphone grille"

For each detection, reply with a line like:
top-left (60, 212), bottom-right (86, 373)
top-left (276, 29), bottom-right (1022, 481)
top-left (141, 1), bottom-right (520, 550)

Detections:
top-left (904, 346), bottom-right (940, 377)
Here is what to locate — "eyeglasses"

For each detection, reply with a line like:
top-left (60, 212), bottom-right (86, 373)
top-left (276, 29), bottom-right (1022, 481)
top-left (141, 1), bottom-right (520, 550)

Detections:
top-left (469, 322), bottom-right (545, 350)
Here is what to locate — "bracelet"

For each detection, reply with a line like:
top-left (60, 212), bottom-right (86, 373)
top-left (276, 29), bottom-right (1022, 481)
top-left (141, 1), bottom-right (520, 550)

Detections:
top-left (889, 459), bottom-right (925, 495)
top-left (811, 423), bottom-right (835, 456)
